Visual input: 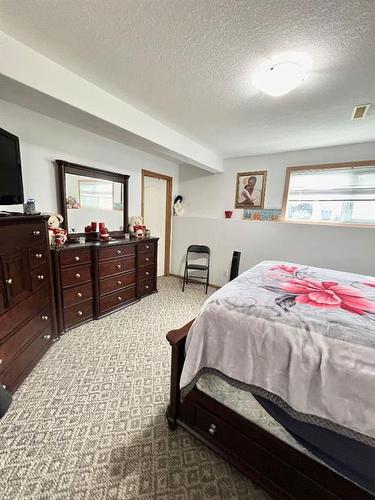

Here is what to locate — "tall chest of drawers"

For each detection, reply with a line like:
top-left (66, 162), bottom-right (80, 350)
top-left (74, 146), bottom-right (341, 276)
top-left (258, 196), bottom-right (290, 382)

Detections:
top-left (0, 215), bottom-right (57, 392)
top-left (53, 237), bottom-right (158, 333)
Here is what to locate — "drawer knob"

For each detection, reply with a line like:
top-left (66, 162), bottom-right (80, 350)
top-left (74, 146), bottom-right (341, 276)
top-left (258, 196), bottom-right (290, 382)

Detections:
top-left (75, 273), bottom-right (81, 279)
top-left (5, 278), bottom-right (12, 285)
top-left (145, 257), bottom-right (150, 262)
top-left (118, 296), bottom-right (122, 301)
top-left (37, 274), bottom-right (45, 281)
top-left (77, 310), bottom-right (83, 317)
top-left (117, 280), bottom-right (122, 285)
top-left (145, 285), bottom-right (149, 289)
top-left (208, 424), bottom-right (217, 436)
top-left (145, 245), bottom-right (150, 249)
top-left (0, 359), bottom-right (2, 365)
top-left (33, 230), bottom-right (40, 236)
top-left (145, 271), bottom-right (150, 276)
top-left (77, 292), bottom-right (83, 298)
top-left (74, 256), bottom-right (80, 262)
top-left (2, 384), bottom-right (6, 390)
top-left (116, 264), bottom-right (122, 269)
top-left (116, 249), bottom-right (122, 255)
top-left (35, 253), bottom-right (43, 259)
top-left (41, 315), bottom-right (48, 321)
top-left (43, 335), bottom-right (51, 340)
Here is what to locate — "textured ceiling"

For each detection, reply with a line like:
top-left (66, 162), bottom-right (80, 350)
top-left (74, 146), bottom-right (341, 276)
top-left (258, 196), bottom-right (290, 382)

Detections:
top-left (0, 0), bottom-right (374, 158)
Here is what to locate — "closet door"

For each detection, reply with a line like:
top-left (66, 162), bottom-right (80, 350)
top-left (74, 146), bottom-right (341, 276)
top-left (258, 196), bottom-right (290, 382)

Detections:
top-left (1, 250), bottom-right (32, 308)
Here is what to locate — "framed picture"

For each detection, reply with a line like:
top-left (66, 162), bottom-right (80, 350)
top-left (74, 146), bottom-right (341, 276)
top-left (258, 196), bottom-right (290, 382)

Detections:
top-left (235, 171), bottom-right (267, 209)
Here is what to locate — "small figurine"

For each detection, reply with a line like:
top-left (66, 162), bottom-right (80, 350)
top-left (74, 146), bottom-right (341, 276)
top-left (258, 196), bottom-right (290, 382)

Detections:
top-left (173, 195), bottom-right (184, 216)
top-left (47, 213), bottom-right (67, 246)
top-left (129, 216), bottom-right (146, 238)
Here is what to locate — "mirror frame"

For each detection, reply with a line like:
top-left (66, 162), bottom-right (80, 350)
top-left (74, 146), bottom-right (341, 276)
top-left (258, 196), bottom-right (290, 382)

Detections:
top-left (56, 160), bottom-right (129, 238)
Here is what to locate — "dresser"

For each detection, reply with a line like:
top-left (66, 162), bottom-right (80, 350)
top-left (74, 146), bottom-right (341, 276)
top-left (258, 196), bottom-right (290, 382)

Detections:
top-left (0, 215), bottom-right (57, 392)
top-left (52, 237), bottom-right (158, 333)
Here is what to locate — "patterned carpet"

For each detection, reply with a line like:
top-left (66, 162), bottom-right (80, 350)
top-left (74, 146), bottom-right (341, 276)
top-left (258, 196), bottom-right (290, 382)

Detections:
top-left (0, 277), bottom-right (270, 500)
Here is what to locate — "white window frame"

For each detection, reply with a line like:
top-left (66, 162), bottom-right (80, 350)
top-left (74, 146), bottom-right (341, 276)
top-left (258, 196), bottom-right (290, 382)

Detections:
top-left (281, 160), bottom-right (375, 227)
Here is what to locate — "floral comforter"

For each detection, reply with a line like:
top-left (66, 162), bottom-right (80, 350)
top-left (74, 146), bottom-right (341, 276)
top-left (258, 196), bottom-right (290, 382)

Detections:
top-left (180, 261), bottom-right (375, 445)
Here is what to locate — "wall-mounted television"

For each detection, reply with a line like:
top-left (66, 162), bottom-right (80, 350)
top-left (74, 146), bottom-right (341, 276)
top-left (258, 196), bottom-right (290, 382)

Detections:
top-left (0, 127), bottom-right (24, 205)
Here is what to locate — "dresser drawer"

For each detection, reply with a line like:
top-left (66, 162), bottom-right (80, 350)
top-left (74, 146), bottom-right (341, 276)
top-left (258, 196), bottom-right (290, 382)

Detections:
top-left (61, 264), bottom-right (92, 288)
top-left (138, 241), bottom-right (155, 253)
top-left (99, 244), bottom-right (135, 261)
top-left (60, 248), bottom-right (92, 268)
top-left (0, 304), bottom-right (52, 372)
top-left (137, 265), bottom-right (155, 282)
top-left (99, 286), bottom-right (136, 314)
top-left (138, 252), bottom-right (155, 268)
top-left (0, 325), bottom-right (53, 393)
top-left (137, 278), bottom-right (156, 297)
top-left (99, 256), bottom-right (136, 278)
top-left (29, 245), bottom-right (48, 270)
top-left (64, 300), bottom-right (93, 330)
top-left (0, 287), bottom-right (50, 342)
top-left (63, 282), bottom-right (93, 309)
top-left (0, 222), bottom-right (47, 250)
top-left (31, 263), bottom-right (50, 292)
top-left (100, 270), bottom-right (136, 296)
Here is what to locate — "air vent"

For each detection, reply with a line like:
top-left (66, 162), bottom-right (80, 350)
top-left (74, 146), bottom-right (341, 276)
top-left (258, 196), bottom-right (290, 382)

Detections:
top-left (352, 104), bottom-right (371, 120)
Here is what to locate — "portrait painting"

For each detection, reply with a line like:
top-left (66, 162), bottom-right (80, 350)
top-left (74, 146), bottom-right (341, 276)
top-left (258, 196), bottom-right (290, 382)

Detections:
top-left (235, 171), bottom-right (267, 209)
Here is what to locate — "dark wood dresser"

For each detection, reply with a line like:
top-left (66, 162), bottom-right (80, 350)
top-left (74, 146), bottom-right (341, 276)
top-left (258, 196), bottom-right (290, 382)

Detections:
top-left (0, 215), bottom-right (57, 392)
top-left (52, 237), bottom-right (158, 333)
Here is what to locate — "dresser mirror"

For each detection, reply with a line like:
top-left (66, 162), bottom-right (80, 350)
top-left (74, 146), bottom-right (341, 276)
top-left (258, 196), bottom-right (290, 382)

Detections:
top-left (56, 160), bottom-right (129, 237)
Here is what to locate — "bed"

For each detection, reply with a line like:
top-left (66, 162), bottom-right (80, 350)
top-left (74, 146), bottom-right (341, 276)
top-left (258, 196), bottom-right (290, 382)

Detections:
top-left (166, 261), bottom-right (375, 499)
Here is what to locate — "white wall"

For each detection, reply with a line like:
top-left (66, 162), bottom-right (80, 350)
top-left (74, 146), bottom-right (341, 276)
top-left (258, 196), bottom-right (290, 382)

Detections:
top-left (172, 217), bottom-right (375, 286)
top-left (173, 141), bottom-right (375, 285)
top-left (0, 99), bottom-right (179, 218)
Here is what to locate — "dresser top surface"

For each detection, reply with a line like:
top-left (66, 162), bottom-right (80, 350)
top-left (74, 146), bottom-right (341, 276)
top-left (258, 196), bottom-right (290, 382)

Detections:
top-left (0, 214), bottom-right (49, 226)
top-left (52, 236), bottom-right (159, 252)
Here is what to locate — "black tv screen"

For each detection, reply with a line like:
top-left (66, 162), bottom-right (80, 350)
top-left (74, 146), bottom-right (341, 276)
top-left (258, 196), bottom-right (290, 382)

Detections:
top-left (0, 127), bottom-right (24, 205)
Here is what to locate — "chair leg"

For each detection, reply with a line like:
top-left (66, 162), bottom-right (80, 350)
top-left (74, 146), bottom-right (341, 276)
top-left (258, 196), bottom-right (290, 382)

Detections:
top-left (182, 268), bottom-right (186, 291)
top-left (205, 269), bottom-right (209, 294)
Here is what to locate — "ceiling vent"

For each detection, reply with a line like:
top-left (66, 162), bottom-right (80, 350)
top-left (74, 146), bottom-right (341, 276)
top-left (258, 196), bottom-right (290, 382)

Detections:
top-left (351, 104), bottom-right (371, 120)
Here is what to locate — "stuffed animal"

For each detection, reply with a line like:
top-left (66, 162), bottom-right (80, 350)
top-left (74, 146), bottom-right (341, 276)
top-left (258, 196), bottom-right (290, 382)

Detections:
top-left (47, 214), bottom-right (67, 246)
top-left (128, 216), bottom-right (146, 238)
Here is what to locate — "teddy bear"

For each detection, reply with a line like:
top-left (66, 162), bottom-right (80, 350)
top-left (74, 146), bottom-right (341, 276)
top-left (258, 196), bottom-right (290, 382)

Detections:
top-left (128, 216), bottom-right (146, 238)
top-left (47, 213), bottom-right (67, 246)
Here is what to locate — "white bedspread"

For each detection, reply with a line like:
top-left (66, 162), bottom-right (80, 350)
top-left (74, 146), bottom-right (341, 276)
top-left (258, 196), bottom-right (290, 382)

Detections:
top-left (180, 261), bottom-right (375, 444)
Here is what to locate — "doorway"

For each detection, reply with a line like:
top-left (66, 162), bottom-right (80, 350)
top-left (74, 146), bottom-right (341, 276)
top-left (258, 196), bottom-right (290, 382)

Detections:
top-left (141, 169), bottom-right (172, 276)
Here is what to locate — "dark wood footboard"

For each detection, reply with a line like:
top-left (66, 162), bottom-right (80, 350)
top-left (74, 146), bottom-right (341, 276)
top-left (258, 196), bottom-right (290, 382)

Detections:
top-left (166, 321), bottom-right (373, 500)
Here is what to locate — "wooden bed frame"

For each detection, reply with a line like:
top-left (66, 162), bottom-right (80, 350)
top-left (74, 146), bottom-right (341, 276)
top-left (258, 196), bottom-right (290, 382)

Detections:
top-left (166, 321), bottom-right (373, 500)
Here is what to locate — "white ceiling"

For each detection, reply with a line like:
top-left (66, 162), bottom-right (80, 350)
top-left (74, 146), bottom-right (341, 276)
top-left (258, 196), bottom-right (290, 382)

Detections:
top-left (0, 0), bottom-right (374, 158)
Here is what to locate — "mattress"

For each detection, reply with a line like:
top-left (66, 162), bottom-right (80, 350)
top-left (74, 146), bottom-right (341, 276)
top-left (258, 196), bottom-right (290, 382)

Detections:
top-left (197, 373), bottom-right (375, 494)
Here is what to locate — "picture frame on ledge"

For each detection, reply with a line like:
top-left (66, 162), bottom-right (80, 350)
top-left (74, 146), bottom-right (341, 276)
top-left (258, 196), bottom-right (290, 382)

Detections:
top-left (235, 171), bottom-right (267, 209)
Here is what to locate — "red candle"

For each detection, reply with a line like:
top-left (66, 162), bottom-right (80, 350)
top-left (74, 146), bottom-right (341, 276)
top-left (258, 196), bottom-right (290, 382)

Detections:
top-left (99, 222), bottom-right (105, 232)
top-left (91, 221), bottom-right (97, 231)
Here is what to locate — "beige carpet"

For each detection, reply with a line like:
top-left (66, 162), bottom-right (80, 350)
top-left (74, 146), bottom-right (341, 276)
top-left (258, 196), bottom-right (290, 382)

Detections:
top-left (0, 277), bottom-right (270, 499)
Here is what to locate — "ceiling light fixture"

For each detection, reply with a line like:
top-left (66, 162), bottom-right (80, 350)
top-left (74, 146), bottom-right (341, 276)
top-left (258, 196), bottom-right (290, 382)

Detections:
top-left (253, 53), bottom-right (312, 97)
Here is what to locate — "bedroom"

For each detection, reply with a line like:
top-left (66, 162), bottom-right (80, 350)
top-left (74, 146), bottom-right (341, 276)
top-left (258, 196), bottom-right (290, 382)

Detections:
top-left (0, 1), bottom-right (374, 499)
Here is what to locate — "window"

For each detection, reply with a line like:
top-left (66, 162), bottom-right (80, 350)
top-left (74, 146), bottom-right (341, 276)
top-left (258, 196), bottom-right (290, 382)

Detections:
top-left (79, 179), bottom-right (114, 210)
top-left (282, 161), bottom-right (375, 226)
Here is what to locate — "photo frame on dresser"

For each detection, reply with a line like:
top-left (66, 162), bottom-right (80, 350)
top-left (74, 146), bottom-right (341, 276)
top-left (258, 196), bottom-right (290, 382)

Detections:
top-left (55, 160), bottom-right (129, 239)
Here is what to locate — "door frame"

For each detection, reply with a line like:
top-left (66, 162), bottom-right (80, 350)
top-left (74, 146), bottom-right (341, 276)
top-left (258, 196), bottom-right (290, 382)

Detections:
top-left (141, 169), bottom-right (173, 276)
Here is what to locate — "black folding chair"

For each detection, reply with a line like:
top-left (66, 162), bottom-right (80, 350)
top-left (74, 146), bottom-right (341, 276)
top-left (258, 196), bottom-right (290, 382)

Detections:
top-left (182, 245), bottom-right (210, 294)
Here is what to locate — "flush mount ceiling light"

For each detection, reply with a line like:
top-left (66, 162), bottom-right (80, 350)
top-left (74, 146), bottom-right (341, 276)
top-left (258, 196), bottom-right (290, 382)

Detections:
top-left (253, 53), bottom-right (312, 97)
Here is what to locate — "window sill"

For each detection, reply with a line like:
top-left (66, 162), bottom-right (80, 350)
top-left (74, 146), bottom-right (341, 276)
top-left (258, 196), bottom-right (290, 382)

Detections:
top-left (282, 219), bottom-right (375, 229)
